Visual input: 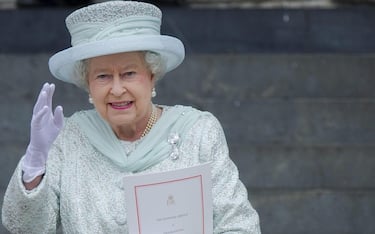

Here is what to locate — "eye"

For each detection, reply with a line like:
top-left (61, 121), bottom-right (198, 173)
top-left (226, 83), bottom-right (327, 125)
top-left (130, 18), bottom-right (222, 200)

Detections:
top-left (120, 71), bottom-right (137, 80)
top-left (124, 71), bottom-right (136, 77)
top-left (96, 74), bottom-right (111, 80)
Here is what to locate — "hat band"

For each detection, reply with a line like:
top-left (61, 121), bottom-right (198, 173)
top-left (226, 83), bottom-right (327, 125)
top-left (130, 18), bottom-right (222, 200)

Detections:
top-left (69, 16), bottom-right (161, 46)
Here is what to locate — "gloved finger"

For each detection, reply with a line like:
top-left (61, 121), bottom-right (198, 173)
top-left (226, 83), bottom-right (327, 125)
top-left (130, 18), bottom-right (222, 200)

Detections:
top-left (46, 83), bottom-right (55, 109)
top-left (31, 106), bottom-right (49, 129)
top-left (33, 91), bottom-right (47, 116)
top-left (53, 105), bottom-right (64, 129)
top-left (33, 83), bottom-right (49, 115)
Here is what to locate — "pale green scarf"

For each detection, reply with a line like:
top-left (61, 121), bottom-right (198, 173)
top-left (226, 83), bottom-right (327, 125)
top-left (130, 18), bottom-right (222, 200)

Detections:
top-left (74, 105), bottom-right (205, 172)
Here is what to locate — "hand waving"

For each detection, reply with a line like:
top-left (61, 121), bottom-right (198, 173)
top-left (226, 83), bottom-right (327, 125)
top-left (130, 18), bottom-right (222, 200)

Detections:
top-left (22, 83), bottom-right (64, 183)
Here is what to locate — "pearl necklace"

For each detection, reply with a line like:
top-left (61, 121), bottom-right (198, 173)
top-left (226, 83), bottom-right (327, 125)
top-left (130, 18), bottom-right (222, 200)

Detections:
top-left (140, 105), bottom-right (157, 138)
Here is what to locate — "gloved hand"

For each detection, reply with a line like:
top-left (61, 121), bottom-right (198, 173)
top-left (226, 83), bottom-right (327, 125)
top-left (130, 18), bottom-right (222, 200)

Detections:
top-left (22, 83), bottom-right (64, 183)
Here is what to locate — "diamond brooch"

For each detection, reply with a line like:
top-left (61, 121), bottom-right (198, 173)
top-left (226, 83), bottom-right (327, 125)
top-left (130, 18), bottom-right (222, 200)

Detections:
top-left (168, 133), bottom-right (180, 161)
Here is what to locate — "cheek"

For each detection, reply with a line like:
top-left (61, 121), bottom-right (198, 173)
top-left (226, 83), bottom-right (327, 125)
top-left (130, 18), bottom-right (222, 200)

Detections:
top-left (89, 83), bottom-right (107, 101)
top-left (134, 86), bottom-right (152, 100)
top-left (139, 76), bottom-right (154, 94)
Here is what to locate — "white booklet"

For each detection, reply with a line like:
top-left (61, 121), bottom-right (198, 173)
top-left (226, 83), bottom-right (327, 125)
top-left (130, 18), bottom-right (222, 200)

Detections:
top-left (124, 163), bottom-right (213, 234)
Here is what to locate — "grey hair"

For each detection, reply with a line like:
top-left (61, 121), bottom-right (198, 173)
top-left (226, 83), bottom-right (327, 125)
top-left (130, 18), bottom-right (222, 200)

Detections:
top-left (74, 59), bottom-right (89, 91)
top-left (144, 51), bottom-right (166, 81)
top-left (74, 51), bottom-right (166, 92)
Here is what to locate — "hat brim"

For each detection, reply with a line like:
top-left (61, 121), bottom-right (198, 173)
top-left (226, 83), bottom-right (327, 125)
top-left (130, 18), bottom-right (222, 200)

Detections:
top-left (48, 34), bottom-right (185, 89)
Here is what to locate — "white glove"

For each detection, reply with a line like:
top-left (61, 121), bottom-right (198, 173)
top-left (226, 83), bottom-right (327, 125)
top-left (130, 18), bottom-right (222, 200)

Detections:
top-left (22, 83), bottom-right (64, 183)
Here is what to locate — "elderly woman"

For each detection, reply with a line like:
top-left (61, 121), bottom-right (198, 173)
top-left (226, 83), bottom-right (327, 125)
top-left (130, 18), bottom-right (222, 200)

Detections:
top-left (2, 1), bottom-right (260, 233)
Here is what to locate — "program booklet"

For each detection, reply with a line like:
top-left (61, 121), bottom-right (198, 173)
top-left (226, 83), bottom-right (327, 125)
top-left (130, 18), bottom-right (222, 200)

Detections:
top-left (124, 163), bottom-right (213, 234)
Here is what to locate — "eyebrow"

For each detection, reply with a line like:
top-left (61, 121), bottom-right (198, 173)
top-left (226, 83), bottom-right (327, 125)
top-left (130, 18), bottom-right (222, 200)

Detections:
top-left (91, 63), bottom-right (139, 74)
top-left (122, 64), bottom-right (139, 70)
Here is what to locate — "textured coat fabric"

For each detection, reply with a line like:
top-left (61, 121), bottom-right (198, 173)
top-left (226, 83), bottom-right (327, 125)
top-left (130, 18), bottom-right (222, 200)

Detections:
top-left (2, 106), bottom-right (261, 234)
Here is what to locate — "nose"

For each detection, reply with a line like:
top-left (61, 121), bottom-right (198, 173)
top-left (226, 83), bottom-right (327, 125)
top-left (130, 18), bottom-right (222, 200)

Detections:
top-left (110, 77), bottom-right (126, 96)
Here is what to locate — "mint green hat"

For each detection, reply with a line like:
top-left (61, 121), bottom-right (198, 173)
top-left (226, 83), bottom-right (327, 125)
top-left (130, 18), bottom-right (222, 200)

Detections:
top-left (49, 1), bottom-right (185, 89)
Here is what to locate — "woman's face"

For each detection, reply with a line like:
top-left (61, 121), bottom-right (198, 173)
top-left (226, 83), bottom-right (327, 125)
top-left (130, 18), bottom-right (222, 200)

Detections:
top-left (87, 51), bottom-right (155, 137)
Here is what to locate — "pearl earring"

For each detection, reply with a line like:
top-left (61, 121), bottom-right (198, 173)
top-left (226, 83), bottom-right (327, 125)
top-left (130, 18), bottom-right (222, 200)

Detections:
top-left (151, 88), bottom-right (157, 98)
top-left (88, 95), bottom-right (93, 104)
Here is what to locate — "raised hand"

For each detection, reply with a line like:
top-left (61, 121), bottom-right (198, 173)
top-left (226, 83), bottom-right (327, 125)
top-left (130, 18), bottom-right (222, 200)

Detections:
top-left (22, 83), bottom-right (64, 183)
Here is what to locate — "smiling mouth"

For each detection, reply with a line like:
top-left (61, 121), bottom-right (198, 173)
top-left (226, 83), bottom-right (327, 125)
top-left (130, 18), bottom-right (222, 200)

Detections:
top-left (110, 101), bottom-right (133, 109)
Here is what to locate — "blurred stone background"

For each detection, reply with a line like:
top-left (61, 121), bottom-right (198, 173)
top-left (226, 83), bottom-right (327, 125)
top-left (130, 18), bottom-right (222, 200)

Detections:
top-left (0, 0), bottom-right (375, 233)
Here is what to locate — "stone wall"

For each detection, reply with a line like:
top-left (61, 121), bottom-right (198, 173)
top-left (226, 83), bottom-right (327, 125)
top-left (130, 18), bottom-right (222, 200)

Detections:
top-left (3, 0), bottom-right (375, 8)
top-left (185, 0), bottom-right (375, 8)
top-left (0, 0), bottom-right (16, 8)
